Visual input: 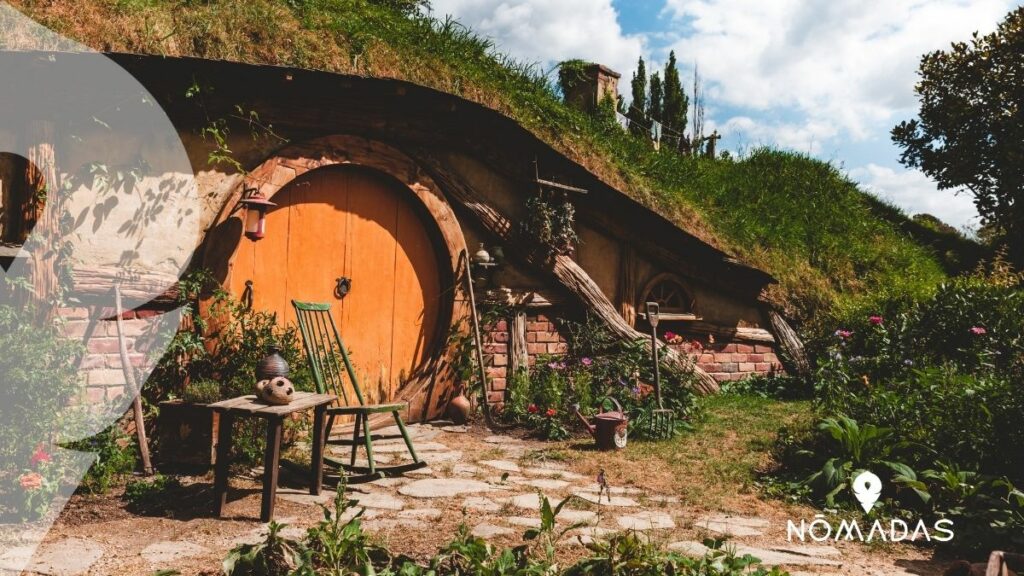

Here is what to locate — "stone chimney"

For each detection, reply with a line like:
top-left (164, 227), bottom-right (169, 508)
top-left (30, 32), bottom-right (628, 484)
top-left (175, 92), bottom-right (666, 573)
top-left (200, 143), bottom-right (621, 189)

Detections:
top-left (560, 62), bottom-right (621, 114)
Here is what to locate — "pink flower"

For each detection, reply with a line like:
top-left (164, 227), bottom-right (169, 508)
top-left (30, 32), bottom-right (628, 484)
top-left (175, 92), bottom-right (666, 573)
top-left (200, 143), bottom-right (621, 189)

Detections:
top-left (30, 444), bottom-right (51, 466)
top-left (969, 326), bottom-right (987, 335)
top-left (545, 408), bottom-right (557, 418)
top-left (835, 329), bottom-right (853, 339)
top-left (528, 404), bottom-right (538, 414)
top-left (869, 316), bottom-right (884, 325)
top-left (19, 472), bottom-right (42, 491)
top-left (580, 357), bottom-right (593, 367)
top-left (664, 331), bottom-right (677, 341)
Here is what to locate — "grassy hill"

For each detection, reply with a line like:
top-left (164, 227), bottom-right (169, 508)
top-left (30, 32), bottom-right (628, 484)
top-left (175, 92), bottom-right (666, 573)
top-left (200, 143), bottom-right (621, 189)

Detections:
top-left (8, 0), bottom-right (983, 322)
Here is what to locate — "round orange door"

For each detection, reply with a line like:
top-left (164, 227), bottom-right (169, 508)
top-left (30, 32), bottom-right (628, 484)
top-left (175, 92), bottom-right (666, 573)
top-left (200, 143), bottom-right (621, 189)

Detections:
top-left (228, 165), bottom-right (445, 404)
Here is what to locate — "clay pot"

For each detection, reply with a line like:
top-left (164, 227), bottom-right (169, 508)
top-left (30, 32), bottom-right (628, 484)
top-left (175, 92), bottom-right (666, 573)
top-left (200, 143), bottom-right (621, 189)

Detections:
top-left (256, 376), bottom-right (295, 405)
top-left (257, 346), bottom-right (290, 380)
top-left (447, 387), bottom-right (472, 424)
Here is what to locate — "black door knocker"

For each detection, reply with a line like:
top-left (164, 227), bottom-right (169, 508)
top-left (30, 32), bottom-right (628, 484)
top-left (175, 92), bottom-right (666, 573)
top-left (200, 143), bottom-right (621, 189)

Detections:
top-left (335, 277), bottom-right (352, 299)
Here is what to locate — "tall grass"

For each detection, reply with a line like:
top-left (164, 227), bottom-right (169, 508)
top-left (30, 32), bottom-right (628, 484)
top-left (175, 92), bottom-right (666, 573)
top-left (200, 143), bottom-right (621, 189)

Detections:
top-left (15, 0), bottom-right (972, 321)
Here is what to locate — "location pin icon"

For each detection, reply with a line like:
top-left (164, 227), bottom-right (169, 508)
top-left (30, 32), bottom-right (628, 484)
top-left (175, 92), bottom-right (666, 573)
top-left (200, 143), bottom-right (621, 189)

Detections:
top-left (852, 471), bottom-right (883, 513)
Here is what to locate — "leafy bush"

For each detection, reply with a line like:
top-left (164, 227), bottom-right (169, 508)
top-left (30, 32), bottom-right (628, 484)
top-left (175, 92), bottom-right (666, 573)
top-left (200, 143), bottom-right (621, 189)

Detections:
top-left (501, 316), bottom-right (697, 441)
top-left (147, 269), bottom-right (312, 464)
top-left (773, 267), bottom-right (1024, 553)
top-left (70, 423), bottom-right (137, 495)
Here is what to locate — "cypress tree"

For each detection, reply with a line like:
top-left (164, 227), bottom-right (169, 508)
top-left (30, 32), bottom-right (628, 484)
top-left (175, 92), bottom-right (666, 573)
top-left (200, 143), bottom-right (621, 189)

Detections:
top-left (647, 71), bottom-right (663, 123)
top-left (628, 57), bottom-right (648, 137)
top-left (662, 51), bottom-right (689, 150)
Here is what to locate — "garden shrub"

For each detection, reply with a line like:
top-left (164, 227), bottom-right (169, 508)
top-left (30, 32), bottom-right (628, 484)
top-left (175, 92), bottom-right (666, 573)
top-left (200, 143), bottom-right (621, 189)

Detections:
top-left (147, 269), bottom-right (312, 464)
top-left (774, 266), bottom-right (1024, 553)
top-left (501, 316), bottom-right (698, 441)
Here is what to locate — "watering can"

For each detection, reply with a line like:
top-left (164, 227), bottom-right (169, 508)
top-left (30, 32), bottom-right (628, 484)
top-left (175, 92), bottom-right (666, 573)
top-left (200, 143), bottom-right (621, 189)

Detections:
top-left (574, 397), bottom-right (628, 450)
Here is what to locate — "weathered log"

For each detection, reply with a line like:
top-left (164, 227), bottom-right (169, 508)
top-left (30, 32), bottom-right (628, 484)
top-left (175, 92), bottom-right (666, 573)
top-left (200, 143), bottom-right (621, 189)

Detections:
top-left (766, 309), bottom-right (812, 377)
top-left (415, 152), bottom-right (719, 395)
top-left (70, 267), bottom-right (180, 305)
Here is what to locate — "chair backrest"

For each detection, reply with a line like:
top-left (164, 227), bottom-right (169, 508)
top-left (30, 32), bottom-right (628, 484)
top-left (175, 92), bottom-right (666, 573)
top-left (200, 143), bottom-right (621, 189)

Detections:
top-left (292, 300), bottom-right (365, 407)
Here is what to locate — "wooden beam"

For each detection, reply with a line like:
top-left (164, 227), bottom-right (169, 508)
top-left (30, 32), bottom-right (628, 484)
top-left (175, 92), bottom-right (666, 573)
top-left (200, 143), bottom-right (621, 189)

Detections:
top-left (767, 309), bottom-right (811, 377)
top-left (416, 152), bottom-right (719, 395)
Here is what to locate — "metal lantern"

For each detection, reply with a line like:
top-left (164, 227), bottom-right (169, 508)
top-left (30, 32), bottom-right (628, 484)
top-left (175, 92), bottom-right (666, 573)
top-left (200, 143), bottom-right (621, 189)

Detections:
top-left (240, 188), bottom-right (276, 240)
top-left (471, 243), bottom-right (498, 287)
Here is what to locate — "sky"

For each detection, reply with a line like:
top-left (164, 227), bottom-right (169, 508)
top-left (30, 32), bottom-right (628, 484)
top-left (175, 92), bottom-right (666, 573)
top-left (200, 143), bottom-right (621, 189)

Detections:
top-left (427, 0), bottom-right (1022, 231)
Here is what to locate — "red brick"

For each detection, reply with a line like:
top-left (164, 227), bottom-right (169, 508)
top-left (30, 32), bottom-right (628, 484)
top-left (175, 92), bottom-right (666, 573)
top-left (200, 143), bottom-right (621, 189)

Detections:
top-left (747, 354), bottom-right (764, 363)
top-left (490, 378), bottom-right (507, 391)
top-left (483, 343), bottom-right (507, 354)
top-left (754, 344), bottom-right (774, 354)
top-left (527, 343), bottom-right (547, 355)
top-left (736, 344), bottom-right (754, 354)
top-left (732, 353), bottom-right (748, 363)
top-left (493, 320), bottom-right (508, 331)
top-left (526, 321), bottom-right (547, 331)
top-left (739, 362), bottom-right (756, 372)
top-left (58, 307), bottom-right (90, 320)
top-left (486, 391), bottom-right (505, 404)
top-left (719, 362), bottom-right (738, 373)
top-left (719, 344), bottom-right (737, 353)
top-left (698, 363), bottom-right (718, 372)
top-left (547, 342), bottom-right (568, 354)
top-left (755, 363), bottom-right (771, 372)
top-left (62, 320), bottom-right (91, 338)
top-left (80, 354), bottom-right (105, 370)
top-left (491, 332), bottom-right (509, 343)
top-left (491, 354), bottom-right (508, 367)
top-left (714, 353), bottom-right (734, 363)
top-left (105, 386), bottom-right (126, 400)
top-left (486, 366), bottom-right (507, 379)
top-left (88, 338), bottom-right (125, 354)
top-left (711, 373), bottom-right (733, 382)
top-left (699, 354), bottom-right (715, 364)
top-left (86, 386), bottom-right (106, 403)
top-left (536, 331), bottom-right (559, 343)
top-left (526, 332), bottom-right (537, 343)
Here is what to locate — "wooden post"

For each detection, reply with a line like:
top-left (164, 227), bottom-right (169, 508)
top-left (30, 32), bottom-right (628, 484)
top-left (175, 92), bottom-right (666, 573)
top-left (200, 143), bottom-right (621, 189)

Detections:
top-left (114, 285), bottom-right (154, 475)
top-left (24, 121), bottom-right (59, 311)
top-left (618, 243), bottom-right (636, 325)
top-left (766, 309), bottom-right (812, 377)
top-left (510, 310), bottom-right (528, 376)
top-left (416, 153), bottom-right (719, 395)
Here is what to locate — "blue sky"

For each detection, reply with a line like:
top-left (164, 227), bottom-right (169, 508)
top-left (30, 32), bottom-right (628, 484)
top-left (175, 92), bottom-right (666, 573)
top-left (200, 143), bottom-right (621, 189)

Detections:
top-left (429, 0), bottom-right (1023, 230)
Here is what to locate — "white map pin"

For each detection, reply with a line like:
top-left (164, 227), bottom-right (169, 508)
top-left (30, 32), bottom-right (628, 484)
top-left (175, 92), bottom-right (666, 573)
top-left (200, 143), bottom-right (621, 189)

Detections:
top-left (852, 470), bottom-right (883, 513)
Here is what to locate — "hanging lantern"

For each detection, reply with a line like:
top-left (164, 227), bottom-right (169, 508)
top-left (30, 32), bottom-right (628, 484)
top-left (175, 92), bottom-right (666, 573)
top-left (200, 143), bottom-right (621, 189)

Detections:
top-left (239, 188), bottom-right (276, 241)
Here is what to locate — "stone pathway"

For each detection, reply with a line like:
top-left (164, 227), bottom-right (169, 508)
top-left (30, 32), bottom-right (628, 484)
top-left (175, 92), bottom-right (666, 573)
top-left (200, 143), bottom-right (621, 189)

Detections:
top-left (26, 421), bottom-right (942, 575)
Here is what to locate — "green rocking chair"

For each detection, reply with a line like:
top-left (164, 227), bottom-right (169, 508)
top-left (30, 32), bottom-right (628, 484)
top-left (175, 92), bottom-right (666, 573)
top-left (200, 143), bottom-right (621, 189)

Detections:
top-left (292, 300), bottom-right (426, 484)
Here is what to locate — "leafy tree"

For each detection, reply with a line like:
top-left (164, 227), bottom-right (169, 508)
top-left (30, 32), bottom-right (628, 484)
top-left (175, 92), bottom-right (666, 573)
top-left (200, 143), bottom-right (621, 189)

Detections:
top-left (647, 71), bottom-right (663, 124)
top-left (662, 51), bottom-right (689, 152)
top-left (892, 7), bottom-right (1024, 262)
top-left (628, 57), bottom-right (649, 138)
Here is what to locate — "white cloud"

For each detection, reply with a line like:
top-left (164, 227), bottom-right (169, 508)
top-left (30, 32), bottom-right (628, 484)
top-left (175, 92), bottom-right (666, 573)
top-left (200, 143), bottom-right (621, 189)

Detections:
top-left (849, 164), bottom-right (979, 229)
top-left (428, 0), bottom-right (645, 81)
top-left (661, 0), bottom-right (1015, 140)
top-left (718, 116), bottom-right (838, 155)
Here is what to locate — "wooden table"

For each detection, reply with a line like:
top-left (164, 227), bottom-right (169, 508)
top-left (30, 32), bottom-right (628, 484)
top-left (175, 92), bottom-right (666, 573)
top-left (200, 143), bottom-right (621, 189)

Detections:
top-left (209, 392), bottom-right (336, 522)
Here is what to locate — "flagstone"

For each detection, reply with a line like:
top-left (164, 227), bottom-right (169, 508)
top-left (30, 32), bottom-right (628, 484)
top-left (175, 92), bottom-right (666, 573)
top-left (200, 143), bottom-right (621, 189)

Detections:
top-left (506, 516), bottom-right (542, 528)
top-left (479, 459), bottom-right (521, 472)
top-left (398, 508), bottom-right (443, 520)
top-left (698, 514), bottom-right (769, 537)
top-left (472, 523), bottom-right (514, 538)
top-left (399, 478), bottom-right (492, 498)
top-left (615, 511), bottom-right (675, 530)
top-left (0, 538), bottom-right (104, 576)
top-left (462, 496), bottom-right (501, 512)
top-left (351, 491), bottom-right (406, 510)
top-left (570, 491), bottom-right (639, 507)
top-left (141, 541), bottom-right (210, 565)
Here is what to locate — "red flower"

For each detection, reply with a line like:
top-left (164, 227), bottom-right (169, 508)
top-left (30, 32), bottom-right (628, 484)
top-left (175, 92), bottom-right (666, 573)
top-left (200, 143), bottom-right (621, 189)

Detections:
top-left (545, 408), bottom-right (557, 418)
top-left (19, 472), bottom-right (43, 491)
top-left (969, 326), bottom-right (987, 335)
top-left (869, 315), bottom-right (884, 325)
top-left (30, 444), bottom-right (51, 466)
top-left (664, 331), bottom-right (677, 341)
top-left (527, 404), bottom-right (538, 414)
top-left (835, 329), bottom-right (853, 339)
top-left (690, 339), bottom-right (704, 351)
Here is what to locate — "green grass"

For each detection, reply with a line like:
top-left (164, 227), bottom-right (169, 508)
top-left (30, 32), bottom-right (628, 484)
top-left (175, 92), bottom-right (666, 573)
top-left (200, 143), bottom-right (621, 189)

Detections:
top-left (531, 394), bottom-right (815, 509)
top-left (11, 0), bottom-right (982, 319)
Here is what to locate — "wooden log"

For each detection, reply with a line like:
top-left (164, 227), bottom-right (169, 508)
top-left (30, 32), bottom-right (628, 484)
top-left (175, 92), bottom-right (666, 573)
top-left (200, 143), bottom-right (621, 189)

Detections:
top-left (70, 267), bottom-right (180, 304)
top-left (767, 309), bottom-right (812, 377)
top-left (416, 153), bottom-right (719, 395)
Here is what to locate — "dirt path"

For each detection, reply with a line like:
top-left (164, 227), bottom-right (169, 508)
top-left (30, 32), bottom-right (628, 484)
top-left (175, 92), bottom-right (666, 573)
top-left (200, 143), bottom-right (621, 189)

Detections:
top-left (6, 422), bottom-right (949, 575)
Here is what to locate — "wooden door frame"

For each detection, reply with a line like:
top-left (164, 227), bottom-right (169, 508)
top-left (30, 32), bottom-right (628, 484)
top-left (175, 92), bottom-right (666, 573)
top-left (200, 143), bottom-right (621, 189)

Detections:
top-left (203, 135), bottom-right (469, 422)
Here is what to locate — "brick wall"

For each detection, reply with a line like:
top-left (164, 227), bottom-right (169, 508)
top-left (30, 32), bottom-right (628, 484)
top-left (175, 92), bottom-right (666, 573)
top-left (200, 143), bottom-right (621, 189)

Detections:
top-left (481, 311), bottom-right (782, 406)
top-left (59, 307), bottom-right (161, 404)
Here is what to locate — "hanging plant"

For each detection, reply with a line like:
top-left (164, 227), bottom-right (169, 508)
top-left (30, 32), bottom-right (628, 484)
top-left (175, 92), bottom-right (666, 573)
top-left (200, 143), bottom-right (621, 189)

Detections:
top-left (523, 194), bottom-right (578, 257)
